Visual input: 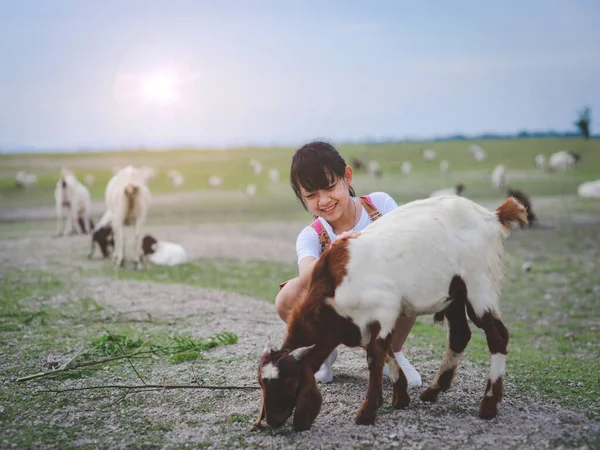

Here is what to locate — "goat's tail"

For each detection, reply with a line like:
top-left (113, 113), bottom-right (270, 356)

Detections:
top-left (496, 197), bottom-right (528, 230)
top-left (124, 183), bottom-right (140, 225)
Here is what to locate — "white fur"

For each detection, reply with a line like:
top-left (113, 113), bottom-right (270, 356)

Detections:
top-left (246, 184), bottom-right (257, 196)
top-left (578, 179), bottom-right (600, 198)
top-left (16, 171), bottom-right (37, 188)
top-left (366, 160), bottom-right (381, 177)
top-left (147, 241), bottom-right (188, 266)
top-left (548, 150), bottom-right (576, 172)
top-left (401, 161), bottom-right (412, 175)
top-left (55, 169), bottom-right (93, 236)
top-left (422, 149), bottom-right (437, 160)
top-left (534, 154), bottom-right (546, 170)
top-left (249, 159), bottom-right (263, 175)
top-left (469, 145), bottom-right (487, 162)
top-left (491, 165), bottom-right (507, 191)
top-left (208, 175), bottom-right (223, 188)
top-left (489, 353), bottom-right (506, 383)
top-left (102, 166), bottom-right (151, 267)
top-left (328, 196), bottom-right (508, 343)
top-left (261, 362), bottom-right (279, 380)
top-left (268, 168), bottom-right (280, 183)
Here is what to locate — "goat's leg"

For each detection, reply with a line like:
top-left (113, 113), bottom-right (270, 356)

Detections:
top-left (253, 392), bottom-right (266, 428)
top-left (55, 204), bottom-right (64, 237)
top-left (422, 278), bottom-right (472, 402)
top-left (132, 218), bottom-right (143, 270)
top-left (479, 313), bottom-right (509, 420)
top-left (356, 324), bottom-right (390, 425)
top-left (386, 347), bottom-right (410, 409)
top-left (112, 225), bottom-right (125, 268)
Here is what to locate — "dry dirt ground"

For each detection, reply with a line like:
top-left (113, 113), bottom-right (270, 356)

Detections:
top-left (1, 209), bottom-right (599, 449)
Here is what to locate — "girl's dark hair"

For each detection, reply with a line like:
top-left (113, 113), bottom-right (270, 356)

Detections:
top-left (290, 141), bottom-right (356, 209)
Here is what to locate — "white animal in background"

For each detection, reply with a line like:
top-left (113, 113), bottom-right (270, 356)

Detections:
top-left (249, 159), bottom-right (263, 175)
top-left (440, 160), bottom-right (450, 177)
top-left (429, 184), bottom-right (465, 198)
top-left (246, 184), bottom-right (257, 196)
top-left (167, 169), bottom-right (185, 188)
top-left (208, 175), bottom-right (223, 188)
top-left (534, 154), bottom-right (546, 171)
top-left (268, 168), bottom-right (280, 183)
top-left (469, 144), bottom-right (487, 162)
top-left (96, 166), bottom-right (152, 268)
top-left (16, 171), bottom-right (38, 188)
top-left (84, 173), bottom-right (95, 187)
top-left (140, 166), bottom-right (157, 183)
top-left (548, 150), bottom-right (579, 172)
top-left (142, 235), bottom-right (188, 266)
top-left (401, 161), bottom-right (412, 175)
top-left (577, 180), bottom-right (600, 199)
top-left (491, 165), bottom-right (507, 190)
top-left (55, 169), bottom-right (93, 236)
top-left (366, 160), bottom-right (382, 178)
top-left (422, 149), bottom-right (437, 161)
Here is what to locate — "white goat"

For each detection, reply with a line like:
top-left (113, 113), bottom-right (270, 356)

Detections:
top-left (16, 171), bottom-right (38, 188)
top-left (249, 159), bottom-right (263, 175)
top-left (208, 175), bottom-right (223, 188)
top-left (439, 160), bottom-right (450, 177)
top-left (268, 168), bottom-right (280, 183)
top-left (257, 196), bottom-right (527, 430)
top-left (142, 235), bottom-right (188, 266)
top-left (548, 151), bottom-right (578, 172)
top-left (98, 166), bottom-right (151, 268)
top-left (167, 169), bottom-right (185, 187)
top-left (469, 144), bottom-right (487, 162)
top-left (534, 154), bottom-right (546, 171)
top-left (54, 169), bottom-right (93, 236)
top-left (491, 165), bottom-right (507, 190)
top-left (422, 149), bottom-right (437, 161)
top-left (401, 161), bottom-right (412, 175)
top-left (577, 180), bottom-right (600, 199)
top-left (246, 184), bottom-right (257, 196)
top-left (366, 160), bottom-right (382, 178)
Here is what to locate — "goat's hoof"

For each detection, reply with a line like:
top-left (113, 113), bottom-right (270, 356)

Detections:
top-left (355, 407), bottom-right (376, 425)
top-left (479, 397), bottom-right (499, 420)
top-left (392, 390), bottom-right (410, 409)
top-left (420, 387), bottom-right (441, 403)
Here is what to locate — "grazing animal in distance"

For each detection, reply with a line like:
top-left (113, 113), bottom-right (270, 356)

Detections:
top-left (55, 169), bottom-right (94, 236)
top-left (256, 196), bottom-right (527, 431)
top-left (429, 183), bottom-right (465, 198)
top-left (141, 235), bottom-right (188, 266)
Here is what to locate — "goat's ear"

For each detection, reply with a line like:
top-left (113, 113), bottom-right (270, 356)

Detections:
top-left (290, 344), bottom-right (315, 361)
top-left (293, 366), bottom-right (322, 431)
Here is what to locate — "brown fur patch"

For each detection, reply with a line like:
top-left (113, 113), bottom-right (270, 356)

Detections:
top-left (496, 197), bottom-right (528, 229)
top-left (124, 184), bottom-right (140, 226)
top-left (479, 378), bottom-right (503, 419)
top-left (482, 313), bottom-right (508, 355)
top-left (142, 235), bottom-right (157, 255)
top-left (507, 188), bottom-right (536, 227)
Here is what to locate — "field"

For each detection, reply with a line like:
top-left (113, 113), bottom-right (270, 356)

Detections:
top-left (1, 137), bottom-right (599, 449)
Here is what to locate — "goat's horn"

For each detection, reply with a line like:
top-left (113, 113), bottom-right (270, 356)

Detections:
top-left (263, 335), bottom-right (272, 354)
top-left (290, 345), bottom-right (315, 361)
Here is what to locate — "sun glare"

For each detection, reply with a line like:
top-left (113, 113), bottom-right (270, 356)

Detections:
top-left (140, 74), bottom-right (176, 102)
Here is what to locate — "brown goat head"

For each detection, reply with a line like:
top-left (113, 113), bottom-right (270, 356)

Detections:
top-left (256, 338), bottom-right (321, 431)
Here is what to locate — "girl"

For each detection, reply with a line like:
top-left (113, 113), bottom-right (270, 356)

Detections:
top-left (275, 141), bottom-right (421, 386)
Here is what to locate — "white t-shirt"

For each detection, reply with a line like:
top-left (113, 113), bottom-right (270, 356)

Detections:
top-left (296, 191), bottom-right (398, 264)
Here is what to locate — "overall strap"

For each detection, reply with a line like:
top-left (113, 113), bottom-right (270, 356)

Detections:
top-left (311, 218), bottom-right (331, 251)
top-left (359, 195), bottom-right (382, 221)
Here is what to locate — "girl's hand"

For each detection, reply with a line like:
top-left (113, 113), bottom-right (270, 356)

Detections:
top-left (337, 230), bottom-right (361, 241)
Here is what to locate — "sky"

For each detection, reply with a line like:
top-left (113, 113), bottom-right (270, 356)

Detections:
top-left (1, 0), bottom-right (599, 150)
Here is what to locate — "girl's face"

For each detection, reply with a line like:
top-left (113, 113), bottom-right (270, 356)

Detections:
top-left (299, 166), bottom-right (353, 222)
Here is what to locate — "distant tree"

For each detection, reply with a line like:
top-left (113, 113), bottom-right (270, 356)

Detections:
top-left (574, 106), bottom-right (591, 140)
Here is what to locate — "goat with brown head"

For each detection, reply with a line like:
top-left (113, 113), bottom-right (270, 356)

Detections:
top-left (256, 337), bottom-right (321, 431)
